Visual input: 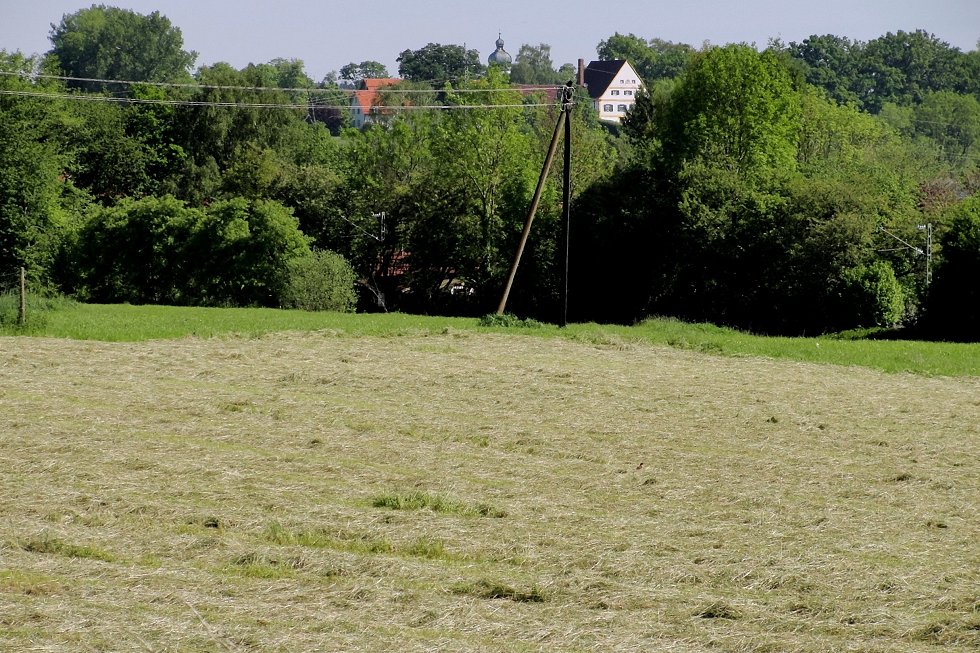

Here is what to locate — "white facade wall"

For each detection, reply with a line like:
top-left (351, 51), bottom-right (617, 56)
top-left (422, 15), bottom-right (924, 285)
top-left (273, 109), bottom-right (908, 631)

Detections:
top-left (595, 62), bottom-right (643, 124)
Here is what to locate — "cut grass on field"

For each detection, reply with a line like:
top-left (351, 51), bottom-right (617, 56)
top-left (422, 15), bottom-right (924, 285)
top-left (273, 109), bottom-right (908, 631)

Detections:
top-left (2, 301), bottom-right (979, 377)
top-left (0, 330), bottom-right (977, 651)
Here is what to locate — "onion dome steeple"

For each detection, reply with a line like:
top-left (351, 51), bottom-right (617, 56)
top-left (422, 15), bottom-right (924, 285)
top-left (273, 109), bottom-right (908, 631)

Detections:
top-left (488, 33), bottom-right (512, 72)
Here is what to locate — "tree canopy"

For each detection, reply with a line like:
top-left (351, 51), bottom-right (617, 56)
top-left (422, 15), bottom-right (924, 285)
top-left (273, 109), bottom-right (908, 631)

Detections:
top-left (339, 60), bottom-right (390, 82)
top-left (509, 44), bottom-right (564, 85)
top-left (654, 45), bottom-right (803, 177)
top-left (597, 33), bottom-right (695, 81)
top-left (396, 43), bottom-right (484, 85)
top-left (49, 4), bottom-right (197, 91)
top-left (3, 9), bottom-right (980, 338)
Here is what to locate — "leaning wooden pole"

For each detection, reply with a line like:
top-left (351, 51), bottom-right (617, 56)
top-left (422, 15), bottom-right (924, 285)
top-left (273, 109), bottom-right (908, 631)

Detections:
top-left (497, 87), bottom-right (571, 316)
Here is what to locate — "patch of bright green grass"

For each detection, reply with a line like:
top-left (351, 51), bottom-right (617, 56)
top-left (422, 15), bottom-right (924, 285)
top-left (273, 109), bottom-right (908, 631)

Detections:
top-left (371, 491), bottom-right (506, 518)
top-left (264, 522), bottom-right (393, 555)
top-left (2, 303), bottom-right (978, 377)
top-left (451, 579), bottom-right (547, 603)
top-left (566, 318), bottom-right (980, 377)
top-left (18, 534), bottom-right (116, 563)
top-left (264, 522), bottom-right (456, 561)
top-left (5, 302), bottom-right (469, 341)
top-left (0, 292), bottom-right (76, 333)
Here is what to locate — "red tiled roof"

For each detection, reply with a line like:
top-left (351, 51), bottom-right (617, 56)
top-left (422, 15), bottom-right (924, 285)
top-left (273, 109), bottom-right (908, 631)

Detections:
top-left (352, 78), bottom-right (401, 112)
top-left (511, 84), bottom-right (562, 104)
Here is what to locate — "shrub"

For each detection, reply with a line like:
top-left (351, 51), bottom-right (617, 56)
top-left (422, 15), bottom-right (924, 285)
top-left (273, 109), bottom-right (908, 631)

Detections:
top-left (73, 196), bottom-right (312, 307)
top-left (73, 195), bottom-right (199, 304)
top-left (839, 261), bottom-right (906, 328)
top-left (281, 249), bottom-right (357, 312)
top-left (188, 198), bottom-right (311, 307)
top-left (478, 313), bottom-right (545, 328)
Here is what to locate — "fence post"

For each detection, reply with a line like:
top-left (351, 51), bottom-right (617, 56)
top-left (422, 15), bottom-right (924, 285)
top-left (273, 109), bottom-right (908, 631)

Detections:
top-left (18, 267), bottom-right (26, 326)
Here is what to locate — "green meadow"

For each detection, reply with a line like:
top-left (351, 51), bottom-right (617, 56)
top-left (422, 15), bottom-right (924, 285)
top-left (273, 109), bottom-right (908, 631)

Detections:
top-left (3, 300), bottom-right (979, 376)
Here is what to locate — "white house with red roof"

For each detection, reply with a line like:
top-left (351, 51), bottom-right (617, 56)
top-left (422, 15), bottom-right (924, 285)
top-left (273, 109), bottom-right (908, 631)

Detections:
top-left (583, 60), bottom-right (643, 124)
top-left (350, 78), bottom-right (400, 129)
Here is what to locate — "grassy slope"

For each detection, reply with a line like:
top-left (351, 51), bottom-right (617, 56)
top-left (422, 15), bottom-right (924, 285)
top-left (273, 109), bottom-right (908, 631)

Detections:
top-left (0, 329), bottom-right (978, 652)
top-left (4, 302), bottom-right (979, 377)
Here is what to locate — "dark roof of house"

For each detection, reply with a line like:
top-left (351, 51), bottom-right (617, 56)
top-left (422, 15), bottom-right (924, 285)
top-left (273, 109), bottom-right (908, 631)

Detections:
top-left (583, 60), bottom-right (626, 99)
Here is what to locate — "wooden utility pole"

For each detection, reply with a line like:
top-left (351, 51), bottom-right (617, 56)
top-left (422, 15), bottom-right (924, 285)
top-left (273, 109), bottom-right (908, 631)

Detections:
top-left (497, 82), bottom-right (575, 316)
top-left (560, 85), bottom-right (573, 327)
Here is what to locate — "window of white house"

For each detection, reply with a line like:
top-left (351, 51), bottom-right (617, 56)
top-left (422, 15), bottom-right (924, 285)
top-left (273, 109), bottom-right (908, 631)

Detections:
top-left (617, 104), bottom-right (628, 112)
top-left (624, 90), bottom-right (633, 96)
top-left (603, 104), bottom-right (614, 112)
top-left (610, 90), bottom-right (620, 95)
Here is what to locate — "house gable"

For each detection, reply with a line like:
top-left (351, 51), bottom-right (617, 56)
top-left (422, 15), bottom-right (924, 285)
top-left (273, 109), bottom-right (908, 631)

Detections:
top-left (351, 78), bottom-right (400, 128)
top-left (584, 60), bottom-right (643, 124)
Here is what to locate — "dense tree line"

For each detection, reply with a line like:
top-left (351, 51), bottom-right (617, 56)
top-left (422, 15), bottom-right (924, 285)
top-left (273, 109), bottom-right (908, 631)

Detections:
top-left (1, 5), bottom-right (978, 339)
top-left (575, 32), bottom-right (980, 339)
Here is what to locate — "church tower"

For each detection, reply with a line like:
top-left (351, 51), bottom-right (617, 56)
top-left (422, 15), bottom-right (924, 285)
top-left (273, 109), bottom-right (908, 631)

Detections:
top-left (487, 33), bottom-right (512, 74)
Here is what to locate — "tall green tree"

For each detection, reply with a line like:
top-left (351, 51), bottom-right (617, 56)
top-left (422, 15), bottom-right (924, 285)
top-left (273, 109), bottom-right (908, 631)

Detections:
top-left (340, 111), bottom-right (437, 309)
top-left (169, 61), bottom-right (320, 202)
top-left (597, 33), bottom-right (694, 81)
top-left (396, 43), bottom-right (484, 85)
top-left (913, 91), bottom-right (980, 169)
top-left (48, 5), bottom-right (196, 91)
top-left (411, 69), bottom-right (536, 306)
top-left (339, 61), bottom-right (390, 82)
top-left (856, 30), bottom-right (965, 112)
top-left (788, 34), bottom-right (862, 106)
top-left (509, 44), bottom-right (561, 84)
top-left (0, 51), bottom-right (77, 284)
top-left (654, 44), bottom-right (803, 178)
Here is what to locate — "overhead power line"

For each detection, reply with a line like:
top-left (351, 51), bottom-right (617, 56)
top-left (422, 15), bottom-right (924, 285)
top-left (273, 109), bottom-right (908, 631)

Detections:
top-left (0, 89), bottom-right (562, 112)
top-left (0, 70), bottom-right (560, 96)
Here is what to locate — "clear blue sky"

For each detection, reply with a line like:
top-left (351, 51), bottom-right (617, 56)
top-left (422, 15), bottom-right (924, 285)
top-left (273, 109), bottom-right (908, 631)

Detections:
top-left (2, 0), bottom-right (977, 82)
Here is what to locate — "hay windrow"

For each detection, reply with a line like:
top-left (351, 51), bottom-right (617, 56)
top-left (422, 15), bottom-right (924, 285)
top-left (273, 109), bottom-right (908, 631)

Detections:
top-left (1, 331), bottom-right (977, 652)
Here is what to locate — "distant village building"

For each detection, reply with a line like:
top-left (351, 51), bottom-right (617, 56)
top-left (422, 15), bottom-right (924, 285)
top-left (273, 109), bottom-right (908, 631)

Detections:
top-left (350, 77), bottom-right (400, 129)
top-left (487, 34), bottom-right (512, 74)
top-left (583, 59), bottom-right (643, 124)
top-left (350, 44), bottom-right (642, 128)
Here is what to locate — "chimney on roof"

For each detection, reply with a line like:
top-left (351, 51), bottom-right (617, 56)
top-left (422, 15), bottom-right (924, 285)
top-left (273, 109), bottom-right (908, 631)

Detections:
top-left (577, 59), bottom-right (586, 87)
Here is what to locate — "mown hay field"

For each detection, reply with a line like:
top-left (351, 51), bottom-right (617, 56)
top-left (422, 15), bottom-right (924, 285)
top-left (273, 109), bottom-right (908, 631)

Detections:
top-left (1, 330), bottom-right (978, 652)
